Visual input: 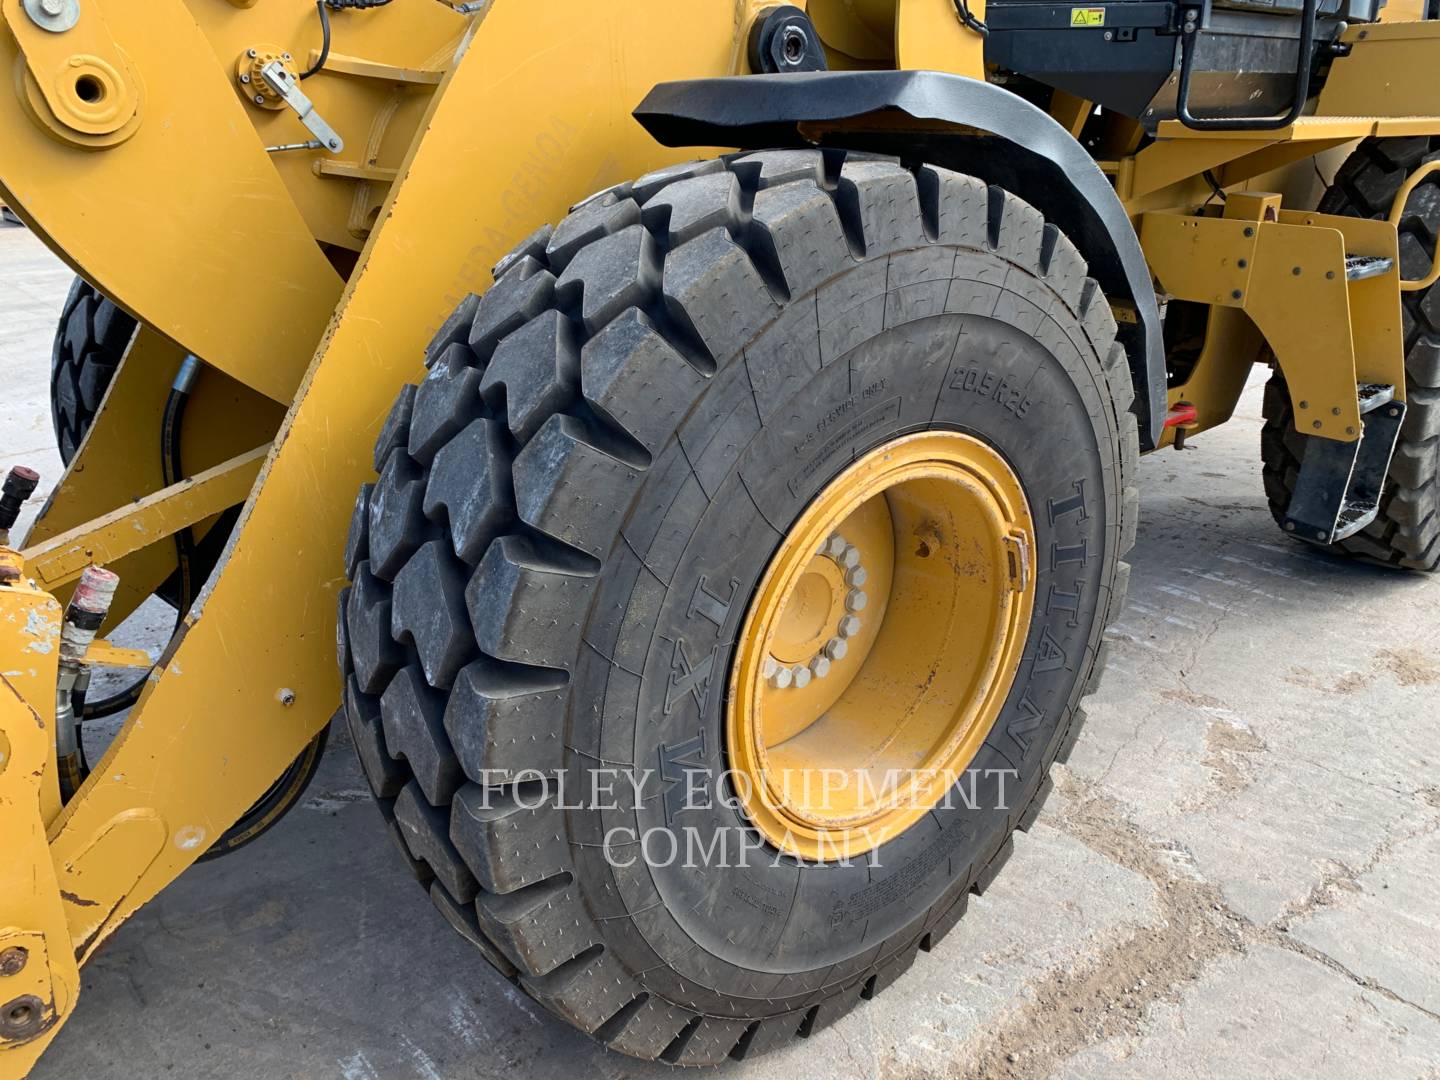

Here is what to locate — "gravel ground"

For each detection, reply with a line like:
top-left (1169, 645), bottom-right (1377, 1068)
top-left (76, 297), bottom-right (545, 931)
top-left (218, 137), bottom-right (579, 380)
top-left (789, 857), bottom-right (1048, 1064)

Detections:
top-left (3, 221), bottom-right (1437, 1080)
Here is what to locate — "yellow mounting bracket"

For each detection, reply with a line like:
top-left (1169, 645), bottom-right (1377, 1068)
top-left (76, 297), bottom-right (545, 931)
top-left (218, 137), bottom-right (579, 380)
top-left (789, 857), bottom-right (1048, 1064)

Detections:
top-left (21, 444), bottom-right (267, 594)
top-left (1142, 193), bottom-right (1406, 443)
top-left (2, 0), bottom-right (142, 147)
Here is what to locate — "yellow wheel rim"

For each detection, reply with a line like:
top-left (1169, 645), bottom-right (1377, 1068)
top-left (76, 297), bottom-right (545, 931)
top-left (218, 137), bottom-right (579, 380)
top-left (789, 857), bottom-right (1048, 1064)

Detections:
top-left (726, 432), bottom-right (1037, 861)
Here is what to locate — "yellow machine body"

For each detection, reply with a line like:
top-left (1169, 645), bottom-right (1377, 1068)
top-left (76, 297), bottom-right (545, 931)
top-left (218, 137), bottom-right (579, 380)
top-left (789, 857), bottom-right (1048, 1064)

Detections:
top-left (0, 0), bottom-right (1437, 1073)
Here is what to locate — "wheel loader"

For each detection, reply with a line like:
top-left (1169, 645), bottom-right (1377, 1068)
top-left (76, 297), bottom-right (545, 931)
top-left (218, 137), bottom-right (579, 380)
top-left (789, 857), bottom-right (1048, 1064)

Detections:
top-left (0, 0), bottom-right (1436, 1071)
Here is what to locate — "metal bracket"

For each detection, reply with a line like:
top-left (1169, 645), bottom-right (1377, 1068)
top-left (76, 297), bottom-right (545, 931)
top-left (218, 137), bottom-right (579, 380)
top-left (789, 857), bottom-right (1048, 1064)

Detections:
top-left (259, 61), bottom-right (344, 154)
top-left (2, 0), bottom-right (142, 146)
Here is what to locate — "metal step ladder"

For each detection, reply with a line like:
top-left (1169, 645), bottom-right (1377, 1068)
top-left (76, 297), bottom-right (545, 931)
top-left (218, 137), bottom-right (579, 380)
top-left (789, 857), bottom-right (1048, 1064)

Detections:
top-left (1285, 382), bottom-right (1406, 545)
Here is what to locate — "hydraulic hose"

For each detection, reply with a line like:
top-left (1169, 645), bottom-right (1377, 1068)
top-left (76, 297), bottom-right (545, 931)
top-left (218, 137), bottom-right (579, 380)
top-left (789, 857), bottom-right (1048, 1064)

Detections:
top-left (79, 356), bottom-right (202, 722)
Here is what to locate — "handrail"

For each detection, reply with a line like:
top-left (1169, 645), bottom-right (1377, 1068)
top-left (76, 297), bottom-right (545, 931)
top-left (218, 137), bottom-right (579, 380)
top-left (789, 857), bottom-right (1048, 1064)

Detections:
top-left (1175, 0), bottom-right (1319, 131)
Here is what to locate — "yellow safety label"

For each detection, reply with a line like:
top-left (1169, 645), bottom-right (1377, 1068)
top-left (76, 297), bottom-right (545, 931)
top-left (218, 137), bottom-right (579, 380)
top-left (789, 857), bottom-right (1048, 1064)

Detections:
top-left (1070, 7), bottom-right (1106, 26)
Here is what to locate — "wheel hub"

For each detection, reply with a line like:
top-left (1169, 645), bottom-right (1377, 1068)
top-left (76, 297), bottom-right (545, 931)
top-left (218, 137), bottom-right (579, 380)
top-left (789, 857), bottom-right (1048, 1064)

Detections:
top-left (726, 432), bottom-right (1037, 861)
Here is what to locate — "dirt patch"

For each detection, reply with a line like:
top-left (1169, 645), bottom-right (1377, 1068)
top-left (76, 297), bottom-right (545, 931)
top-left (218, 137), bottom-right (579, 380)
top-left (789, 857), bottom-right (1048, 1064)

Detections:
top-left (1157, 686), bottom-right (1226, 710)
top-left (1199, 720), bottom-right (1267, 796)
top-left (1285, 665), bottom-right (1372, 695)
top-left (1376, 648), bottom-right (1440, 688)
top-left (1330, 671), bottom-right (1372, 695)
top-left (937, 775), bottom-right (1247, 1080)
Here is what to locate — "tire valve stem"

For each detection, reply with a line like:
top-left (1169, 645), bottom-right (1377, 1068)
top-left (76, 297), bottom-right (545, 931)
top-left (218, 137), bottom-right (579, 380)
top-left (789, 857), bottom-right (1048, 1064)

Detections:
top-left (56, 565), bottom-right (120, 802)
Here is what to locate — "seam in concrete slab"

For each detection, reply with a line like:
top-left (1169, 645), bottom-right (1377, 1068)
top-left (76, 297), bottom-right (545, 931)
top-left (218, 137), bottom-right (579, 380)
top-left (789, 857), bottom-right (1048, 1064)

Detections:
top-left (1266, 787), bottom-right (1440, 1025)
top-left (950, 773), bottom-right (1248, 1079)
top-left (950, 772), bottom-right (1440, 1078)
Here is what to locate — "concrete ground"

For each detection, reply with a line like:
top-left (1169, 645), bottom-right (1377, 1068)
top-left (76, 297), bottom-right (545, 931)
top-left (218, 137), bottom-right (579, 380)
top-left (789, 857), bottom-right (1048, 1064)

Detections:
top-left (3, 221), bottom-right (1438, 1080)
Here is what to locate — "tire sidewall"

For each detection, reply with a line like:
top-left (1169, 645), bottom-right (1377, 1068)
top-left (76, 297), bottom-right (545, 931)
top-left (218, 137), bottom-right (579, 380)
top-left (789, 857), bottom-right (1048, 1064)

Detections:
top-left (567, 248), bottom-right (1121, 1002)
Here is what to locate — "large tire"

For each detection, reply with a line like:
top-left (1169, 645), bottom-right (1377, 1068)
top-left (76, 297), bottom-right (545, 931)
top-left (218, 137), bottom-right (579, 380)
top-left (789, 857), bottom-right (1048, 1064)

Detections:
top-left (51, 278), bottom-right (137, 464)
top-left (339, 150), bottom-right (1140, 1063)
top-left (1260, 137), bottom-right (1440, 570)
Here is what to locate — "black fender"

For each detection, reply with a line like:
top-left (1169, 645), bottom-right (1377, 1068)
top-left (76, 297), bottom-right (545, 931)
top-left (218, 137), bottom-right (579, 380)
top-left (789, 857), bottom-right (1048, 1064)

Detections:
top-left (635, 70), bottom-right (1165, 452)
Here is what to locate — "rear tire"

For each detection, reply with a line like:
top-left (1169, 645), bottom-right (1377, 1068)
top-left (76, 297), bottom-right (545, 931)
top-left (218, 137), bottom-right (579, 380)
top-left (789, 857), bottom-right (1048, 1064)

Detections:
top-left (1260, 137), bottom-right (1440, 570)
top-left (340, 150), bottom-right (1140, 1062)
top-left (51, 278), bottom-right (136, 464)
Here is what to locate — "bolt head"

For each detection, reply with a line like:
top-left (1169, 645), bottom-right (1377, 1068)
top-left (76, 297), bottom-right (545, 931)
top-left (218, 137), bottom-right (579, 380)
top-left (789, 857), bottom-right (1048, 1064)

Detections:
top-left (838, 545), bottom-right (861, 570)
top-left (255, 94), bottom-right (266, 104)
top-left (838, 615), bottom-right (861, 639)
top-left (0, 948), bottom-right (27, 977)
top-left (845, 589), bottom-right (868, 613)
top-left (810, 655), bottom-right (831, 679)
top-left (768, 666), bottom-right (793, 690)
top-left (845, 565), bottom-right (868, 587)
top-left (761, 656), bottom-right (779, 679)
top-left (277, 688), bottom-right (296, 707)
top-left (824, 637), bottom-right (848, 661)
top-left (39, 0), bottom-right (63, 14)
top-left (791, 665), bottom-right (812, 689)
top-left (822, 534), bottom-right (847, 559)
top-left (240, 73), bottom-right (251, 84)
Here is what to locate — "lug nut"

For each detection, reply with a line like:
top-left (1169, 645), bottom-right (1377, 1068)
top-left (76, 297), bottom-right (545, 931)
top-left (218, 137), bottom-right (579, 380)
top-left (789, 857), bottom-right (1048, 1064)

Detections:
top-left (768, 664), bottom-right (793, 690)
top-left (838, 615), bottom-right (861, 638)
top-left (824, 637), bottom-right (848, 661)
top-left (845, 565), bottom-right (868, 587)
top-left (791, 665), bottom-right (812, 689)
top-left (810, 655), bottom-right (831, 679)
top-left (845, 589), bottom-right (868, 613)
top-left (838, 545), bottom-right (861, 569)
top-left (822, 534), bottom-right (847, 559)
top-left (761, 656), bottom-right (779, 679)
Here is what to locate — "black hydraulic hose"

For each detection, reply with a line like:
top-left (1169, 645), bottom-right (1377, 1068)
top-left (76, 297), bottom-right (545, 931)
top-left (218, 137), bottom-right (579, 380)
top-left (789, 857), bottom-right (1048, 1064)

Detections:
top-left (161, 368), bottom-right (199, 624)
top-left (301, 0), bottom-right (395, 81)
top-left (80, 357), bottom-right (202, 722)
top-left (953, 0), bottom-right (988, 36)
top-left (299, 1), bottom-right (331, 80)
